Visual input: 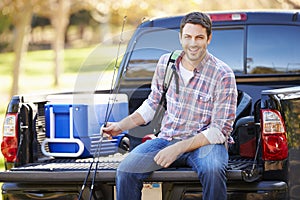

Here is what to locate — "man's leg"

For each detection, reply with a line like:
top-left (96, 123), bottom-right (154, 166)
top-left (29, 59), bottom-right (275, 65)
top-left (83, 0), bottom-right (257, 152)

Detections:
top-left (116, 138), bottom-right (168, 200)
top-left (187, 144), bottom-right (228, 200)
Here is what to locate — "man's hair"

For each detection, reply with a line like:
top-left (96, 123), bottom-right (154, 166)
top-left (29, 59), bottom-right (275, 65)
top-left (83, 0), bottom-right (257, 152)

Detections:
top-left (180, 12), bottom-right (212, 38)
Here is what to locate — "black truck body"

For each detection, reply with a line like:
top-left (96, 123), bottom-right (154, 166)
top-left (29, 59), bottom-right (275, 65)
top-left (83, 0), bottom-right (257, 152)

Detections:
top-left (1, 11), bottom-right (300, 200)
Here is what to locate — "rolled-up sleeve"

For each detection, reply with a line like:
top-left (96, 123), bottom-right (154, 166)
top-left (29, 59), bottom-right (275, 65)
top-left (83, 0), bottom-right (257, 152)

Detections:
top-left (135, 101), bottom-right (155, 124)
top-left (202, 127), bottom-right (226, 144)
top-left (205, 73), bottom-right (237, 144)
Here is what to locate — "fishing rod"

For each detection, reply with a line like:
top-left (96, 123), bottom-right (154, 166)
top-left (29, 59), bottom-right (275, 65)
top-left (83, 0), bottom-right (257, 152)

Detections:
top-left (78, 16), bottom-right (127, 200)
top-left (88, 125), bottom-right (105, 200)
top-left (78, 125), bottom-right (104, 200)
top-left (103, 16), bottom-right (127, 124)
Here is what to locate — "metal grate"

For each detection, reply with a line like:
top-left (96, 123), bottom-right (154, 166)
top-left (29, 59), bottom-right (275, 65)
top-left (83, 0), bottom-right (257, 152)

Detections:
top-left (11, 153), bottom-right (128, 171)
top-left (228, 156), bottom-right (256, 170)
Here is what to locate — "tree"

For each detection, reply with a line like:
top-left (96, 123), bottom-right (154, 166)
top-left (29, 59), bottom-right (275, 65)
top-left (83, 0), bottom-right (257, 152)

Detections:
top-left (38, 1), bottom-right (71, 86)
top-left (35, 1), bottom-right (68, 86)
top-left (0, 0), bottom-right (35, 96)
top-left (34, 0), bottom-right (94, 86)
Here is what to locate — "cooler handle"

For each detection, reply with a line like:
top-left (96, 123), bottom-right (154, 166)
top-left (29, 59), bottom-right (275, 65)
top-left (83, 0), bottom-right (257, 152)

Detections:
top-left (41, 106), bottom-right (85, 157)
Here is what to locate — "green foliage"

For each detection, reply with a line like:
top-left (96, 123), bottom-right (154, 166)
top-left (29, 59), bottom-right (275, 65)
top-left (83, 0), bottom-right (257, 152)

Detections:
top-left (0, 13), bottom-right (11, 33)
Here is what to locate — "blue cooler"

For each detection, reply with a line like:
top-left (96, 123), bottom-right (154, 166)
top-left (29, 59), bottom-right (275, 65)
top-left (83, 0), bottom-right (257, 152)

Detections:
top-left (43, 94), bottom-right (128, 158)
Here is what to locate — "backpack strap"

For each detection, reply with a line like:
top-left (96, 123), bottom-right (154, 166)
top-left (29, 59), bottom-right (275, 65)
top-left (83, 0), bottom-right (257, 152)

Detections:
top-left (163, 50), bottom-right (181, 94)
top-left (152, 50), bottom-right (182, 135)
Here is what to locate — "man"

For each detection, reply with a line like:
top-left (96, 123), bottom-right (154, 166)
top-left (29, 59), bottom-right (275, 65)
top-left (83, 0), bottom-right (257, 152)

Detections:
top-left (103, 11), bottom-right (237, 200)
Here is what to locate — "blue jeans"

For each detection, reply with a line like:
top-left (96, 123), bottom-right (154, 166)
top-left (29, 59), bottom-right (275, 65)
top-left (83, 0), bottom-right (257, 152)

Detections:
top-left (116, 138), bottom-right (228, 200)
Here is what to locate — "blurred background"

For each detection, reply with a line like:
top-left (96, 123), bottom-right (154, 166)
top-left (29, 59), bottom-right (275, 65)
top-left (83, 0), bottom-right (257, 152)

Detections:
top-left (0, 0), bottom-right (300, 169)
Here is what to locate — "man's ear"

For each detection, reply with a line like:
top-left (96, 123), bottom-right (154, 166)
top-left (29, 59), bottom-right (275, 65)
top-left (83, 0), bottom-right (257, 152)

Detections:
top-left (207, 33), bottom-right (212, 44)
top-left (179, 32), bottom-right (182, 45)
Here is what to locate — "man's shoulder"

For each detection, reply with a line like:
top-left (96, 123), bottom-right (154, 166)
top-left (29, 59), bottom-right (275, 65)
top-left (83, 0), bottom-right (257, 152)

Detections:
top-left (208, 53), bottom-right (234, 75)
top-left (159, 52), bottom-right (173, 63)
top-left (156, 52), bottom-right (174, 71)
top-left (158, 50), bottom-right (183, 68)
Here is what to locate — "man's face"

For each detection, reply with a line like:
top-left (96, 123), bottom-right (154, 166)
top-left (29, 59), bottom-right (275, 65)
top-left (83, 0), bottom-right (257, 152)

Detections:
top-left (179, 23), bottom-right (212, 65)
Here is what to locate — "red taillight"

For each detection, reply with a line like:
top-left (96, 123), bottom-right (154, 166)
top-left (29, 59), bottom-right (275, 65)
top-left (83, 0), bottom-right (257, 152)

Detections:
top-left (1, 113), bottom-right (18, 162)
top-left (209, 13), bottom-right (247, 22)
top-left (142, 134), bottom-right (156, 143)
top-left (261, 109), bottom-right (288, 161)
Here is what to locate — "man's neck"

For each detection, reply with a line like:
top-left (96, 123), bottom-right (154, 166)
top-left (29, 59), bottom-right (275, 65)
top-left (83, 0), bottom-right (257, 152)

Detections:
top-left (182, 52), bottom-right (206, 71)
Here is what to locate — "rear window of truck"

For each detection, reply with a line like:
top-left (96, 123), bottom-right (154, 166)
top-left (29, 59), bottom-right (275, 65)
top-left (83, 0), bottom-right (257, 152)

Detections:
top-left (247, 25), bottom-right (300, 74)
top-left (125, 24), bottom-right (300, 79)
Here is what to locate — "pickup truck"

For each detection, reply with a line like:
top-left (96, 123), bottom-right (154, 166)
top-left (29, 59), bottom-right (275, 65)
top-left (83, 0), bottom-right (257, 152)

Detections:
top-left (1, 11), bottom-right (300, 200)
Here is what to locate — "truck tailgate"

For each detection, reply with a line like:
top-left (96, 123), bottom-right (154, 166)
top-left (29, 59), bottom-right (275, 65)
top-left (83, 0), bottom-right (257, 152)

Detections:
top-left (0, 154), bottom-right (255, 183)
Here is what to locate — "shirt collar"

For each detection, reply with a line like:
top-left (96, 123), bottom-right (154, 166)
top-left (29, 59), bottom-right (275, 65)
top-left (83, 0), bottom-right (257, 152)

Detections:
top-left (174, 50), bottom-right (210, 73)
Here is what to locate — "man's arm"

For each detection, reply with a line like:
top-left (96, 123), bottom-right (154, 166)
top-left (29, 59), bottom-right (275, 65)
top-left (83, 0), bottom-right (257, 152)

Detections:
top-left (154, 133), bottom-right (210, 168)
top-left (102, 112), bottom-right (145, 136)
top-left (196, 71), bottom-right (237, 145)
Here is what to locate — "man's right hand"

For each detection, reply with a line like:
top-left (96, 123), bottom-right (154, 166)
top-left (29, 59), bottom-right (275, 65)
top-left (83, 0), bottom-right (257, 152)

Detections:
top-left (102, 112), bottom-right (146, 137)
top-left (102, 122), bottom-right (123, 137)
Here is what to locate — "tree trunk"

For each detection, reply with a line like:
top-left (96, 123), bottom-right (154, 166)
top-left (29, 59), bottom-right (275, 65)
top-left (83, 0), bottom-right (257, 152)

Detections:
top-left (10, 3), bottom-right (32, 97)
top-left (50, 0), bottom-right (70, 87)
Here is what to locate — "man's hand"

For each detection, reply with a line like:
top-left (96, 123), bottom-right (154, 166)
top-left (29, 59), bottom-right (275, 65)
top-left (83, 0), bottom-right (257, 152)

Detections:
top-left (154, 133), bottom-right (210, 168)
top-left (102, 112), bottom-right (146, 138)
top-left (154, 144), bottom-right (182, 168)
top-left (102, 122), bottom-right (123, 137)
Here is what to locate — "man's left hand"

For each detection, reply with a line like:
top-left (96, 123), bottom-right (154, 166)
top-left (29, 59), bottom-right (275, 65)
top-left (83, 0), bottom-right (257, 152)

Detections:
top-left (154, 144), bottom-right (181, 168)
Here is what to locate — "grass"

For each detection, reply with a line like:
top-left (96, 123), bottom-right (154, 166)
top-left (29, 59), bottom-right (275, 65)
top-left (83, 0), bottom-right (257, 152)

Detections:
top-left (0, 44), bottom-right (126, 170)
top-left (1, 46), bottom-right (97, 75)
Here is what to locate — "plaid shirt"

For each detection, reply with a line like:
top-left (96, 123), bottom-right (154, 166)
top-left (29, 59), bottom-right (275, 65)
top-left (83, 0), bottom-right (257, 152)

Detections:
top-left (138, 51), bottom-right (237, 142)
